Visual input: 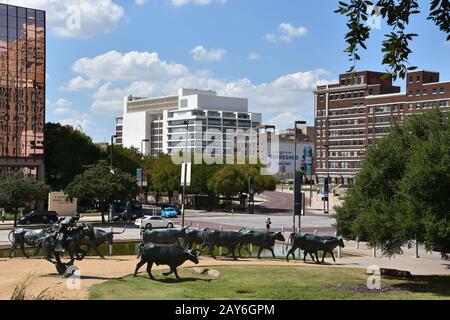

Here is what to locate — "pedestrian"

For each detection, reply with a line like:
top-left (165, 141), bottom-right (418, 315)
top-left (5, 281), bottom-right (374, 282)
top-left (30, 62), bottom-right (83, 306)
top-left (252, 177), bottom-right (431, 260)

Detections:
top-left (1, 209), bottom-right (6, 223)
top-left (266, 218), bottom-right (272, 231)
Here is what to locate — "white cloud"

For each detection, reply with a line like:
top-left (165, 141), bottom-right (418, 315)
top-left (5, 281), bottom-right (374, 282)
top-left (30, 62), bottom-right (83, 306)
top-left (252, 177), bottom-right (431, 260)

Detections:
top-left (135, 0), bottom-right (147, 5)
top-left (264, 22), bottom-right (308, 43)
top-left (59, 76), bottom-right (100, 91)
top-left (4, 0), bottom-right (124, 38)
top-left (72, 50), bottom-right (189, 82)
top-left (64, 50), bottom-right (331, 130)
top-left (53, 98), bottom-right (73, 109)
top-left (190, 45), bottom-right (227, 61)
top-left (49, 98), bottom-right (93, 130)
top-left (248, 53), bottom-right (261, 60)
top-left (170, 0), bottom-right (226, 7)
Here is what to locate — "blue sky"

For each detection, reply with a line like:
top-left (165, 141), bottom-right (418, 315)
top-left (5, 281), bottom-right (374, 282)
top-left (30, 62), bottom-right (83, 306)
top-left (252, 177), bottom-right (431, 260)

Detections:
top-left (5, 0), bottom-right (450, 142)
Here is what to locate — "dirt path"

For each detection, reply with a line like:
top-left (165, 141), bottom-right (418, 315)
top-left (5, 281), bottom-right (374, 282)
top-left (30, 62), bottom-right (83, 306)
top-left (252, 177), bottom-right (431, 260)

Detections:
top-left (1, 246), bottom-right (448, 300)
top-left (0, 256), bottom-right (314, 300)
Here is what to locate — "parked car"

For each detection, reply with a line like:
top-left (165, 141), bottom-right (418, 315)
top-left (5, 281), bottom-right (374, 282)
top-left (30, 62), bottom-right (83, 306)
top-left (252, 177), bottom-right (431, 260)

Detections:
top-left (18, 210), bottom-right (59, 225)
top-left (135, 216), bottom-right (175, 230)
top-left (112, 210), bottom-right (145, 223)
top-left (161, 207), bottom-right (179, 218)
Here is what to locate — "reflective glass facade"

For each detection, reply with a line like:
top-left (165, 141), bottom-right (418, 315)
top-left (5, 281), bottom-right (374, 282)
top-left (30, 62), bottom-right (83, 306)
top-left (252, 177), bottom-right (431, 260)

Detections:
top-left (0, 3), bottom-right (45, 179)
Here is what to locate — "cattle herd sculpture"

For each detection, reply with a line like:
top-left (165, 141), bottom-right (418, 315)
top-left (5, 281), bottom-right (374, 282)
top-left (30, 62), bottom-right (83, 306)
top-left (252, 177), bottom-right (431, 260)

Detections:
top-left (7, 214), bottom-right (345, 280)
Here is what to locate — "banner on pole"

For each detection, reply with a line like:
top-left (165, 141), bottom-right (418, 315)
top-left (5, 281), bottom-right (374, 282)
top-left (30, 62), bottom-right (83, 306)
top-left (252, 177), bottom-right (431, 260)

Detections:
top-left (181, 163), bottom-right (192, 187)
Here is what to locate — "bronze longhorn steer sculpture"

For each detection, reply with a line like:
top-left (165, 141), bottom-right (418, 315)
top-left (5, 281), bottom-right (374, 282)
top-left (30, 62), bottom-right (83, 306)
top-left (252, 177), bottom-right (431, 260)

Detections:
top-left (238, 229), bottom-right (285, 259)
top-left (134, 243), bottom-right (201, 280)
top-left (286, 233), bottom-right (345, 263)
top-left (8, 226), bottom-right (58, 258)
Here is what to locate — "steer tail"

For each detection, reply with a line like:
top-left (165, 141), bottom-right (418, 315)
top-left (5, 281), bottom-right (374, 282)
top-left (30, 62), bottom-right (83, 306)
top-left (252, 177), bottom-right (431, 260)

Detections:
top-left (8, 230), bottom-right (15, 244)
top-left (289, 233), bottom-right (295, 245)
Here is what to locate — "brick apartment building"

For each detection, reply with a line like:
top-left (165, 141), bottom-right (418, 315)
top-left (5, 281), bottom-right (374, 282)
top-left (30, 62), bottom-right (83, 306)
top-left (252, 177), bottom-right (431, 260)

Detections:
top-left (314, 70), bottom-right (450, 185)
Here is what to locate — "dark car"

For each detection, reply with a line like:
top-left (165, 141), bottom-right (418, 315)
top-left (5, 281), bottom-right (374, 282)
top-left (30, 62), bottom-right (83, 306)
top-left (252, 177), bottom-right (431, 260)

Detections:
top-left (112, 210), bottom-right (145, 223)
top-left (18, 210), bottom-right (59, 225)
top-left (130, 200), bottom-right (143, 211)
top-left (114, 200), bottom-right (142, 214)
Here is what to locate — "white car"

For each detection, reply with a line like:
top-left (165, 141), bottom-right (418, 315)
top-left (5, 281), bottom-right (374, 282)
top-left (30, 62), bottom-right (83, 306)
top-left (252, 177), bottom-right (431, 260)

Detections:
top-left (135, 216), bottom-right (175, 230)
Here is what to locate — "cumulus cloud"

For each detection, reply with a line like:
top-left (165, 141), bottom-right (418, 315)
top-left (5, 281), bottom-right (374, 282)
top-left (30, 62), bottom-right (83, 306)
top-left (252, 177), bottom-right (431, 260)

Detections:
top-left (264, 22), bottom-right (308, 43)
top-left (170, 0), bottom-right (226, 7)
top-left (135, 0), bottom-right (147, 5)
top-left (53, 98), bottom-right (73, 109)
top-left (3, 0), bottom-right (124, 38)
top-left (72, 50), bottom-right (189, 82)
top-left (49, 98), bottom-right (93, 130)
top-left (190, 45), bottom-right (227, 61)
top-left (59, 76), bottom-right (100, 91)
top-left (64, 50), bottom-right (331, 129)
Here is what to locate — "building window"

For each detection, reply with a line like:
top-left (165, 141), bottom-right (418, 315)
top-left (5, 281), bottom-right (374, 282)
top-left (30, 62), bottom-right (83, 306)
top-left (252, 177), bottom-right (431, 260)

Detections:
top-left (409, 76), bottom-right (413, 83)
top-left (440, 88), bottom-right (445, 94)
top-left (433, 88), bottom-right (437, 94)
top-left (416, 76), bottom-right (421, 82)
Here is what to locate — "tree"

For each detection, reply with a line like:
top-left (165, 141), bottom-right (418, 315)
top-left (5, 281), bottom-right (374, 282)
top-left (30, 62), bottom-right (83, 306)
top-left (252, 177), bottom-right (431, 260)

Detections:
top-left (105, 145), bottom-right (143, 177)
top-left (335, 109), bottom-right (450, 256)
top-left (0, 172), bottom-right (50, 227)
top-left (65, 161), bottom-right (137, 223)
top-left (335, 0), bottom-right (449, 80)
top-left (45, 123), bottom-right (103, 191)
top-left (208, 165), bottom-right (247, 207)
top-left (147, 154), bottom-right (180, 204)
top-left (207, 164), bottom-right (277, 208)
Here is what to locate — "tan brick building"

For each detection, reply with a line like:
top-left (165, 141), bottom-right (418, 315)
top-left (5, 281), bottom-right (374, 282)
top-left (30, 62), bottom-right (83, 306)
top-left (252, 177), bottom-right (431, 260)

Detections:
top-left (314, 70), bottom-right (450, 185)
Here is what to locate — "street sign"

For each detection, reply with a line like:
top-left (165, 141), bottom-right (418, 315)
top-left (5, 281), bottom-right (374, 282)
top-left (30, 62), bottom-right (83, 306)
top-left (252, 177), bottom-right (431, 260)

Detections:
top-left (181, 163), bottom-right (192, 187)
top-left (136, 168), bottom-right (142, 183)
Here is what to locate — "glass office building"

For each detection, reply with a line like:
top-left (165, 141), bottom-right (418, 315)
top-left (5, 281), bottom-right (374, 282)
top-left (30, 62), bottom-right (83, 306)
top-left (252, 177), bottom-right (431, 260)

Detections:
top-left (0, 3), bottom-right (45, 180)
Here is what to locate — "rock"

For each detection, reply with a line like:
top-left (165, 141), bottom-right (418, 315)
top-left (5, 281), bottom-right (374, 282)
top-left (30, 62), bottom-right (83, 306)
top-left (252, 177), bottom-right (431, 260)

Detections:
top-left (207, 269), bottom-right (221, 278)
top-left (193, 267), bottom-right (209, 274)
top-left (380, 268), bottom-right (413, 279)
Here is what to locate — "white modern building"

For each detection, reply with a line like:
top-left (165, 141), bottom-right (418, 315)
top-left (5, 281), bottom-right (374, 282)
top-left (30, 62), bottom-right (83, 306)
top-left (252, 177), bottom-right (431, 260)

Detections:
top-left (119, 89), bottom-right (262, 157)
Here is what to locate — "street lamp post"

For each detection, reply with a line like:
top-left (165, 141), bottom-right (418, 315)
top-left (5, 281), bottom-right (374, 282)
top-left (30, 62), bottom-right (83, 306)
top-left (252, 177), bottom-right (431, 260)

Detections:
top-left (181, 120), bottom-right (189, 228)
top-left (293, 121), bottom-right (306, 234)
top-left (140, 139), bottom-right (150, 203)
top-left (110, 135), bottom-right (117, 172)
top-left (323, 142), bottom-right (330, 214)
top-left (109, 135), bottom-right (117, 222)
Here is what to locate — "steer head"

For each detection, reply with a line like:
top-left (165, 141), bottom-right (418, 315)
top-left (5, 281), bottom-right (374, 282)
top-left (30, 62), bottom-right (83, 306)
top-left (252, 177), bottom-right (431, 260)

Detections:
top-left (338, 238), bottom-right (345, 248)
top-left (274, 232), bottom-right (285, 242)
top-left (188, 249), bottom-right (201, 264)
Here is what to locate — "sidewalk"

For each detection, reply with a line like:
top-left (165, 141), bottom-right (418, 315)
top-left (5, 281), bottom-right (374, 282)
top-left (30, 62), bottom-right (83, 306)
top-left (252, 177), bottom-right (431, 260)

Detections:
top-left (276, 188), bottom-right (342, 216)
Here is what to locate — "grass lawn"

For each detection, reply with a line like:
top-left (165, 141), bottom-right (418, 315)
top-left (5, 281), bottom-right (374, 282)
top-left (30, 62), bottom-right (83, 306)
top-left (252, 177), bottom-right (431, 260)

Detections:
top-left (89, 265), bottom-right (450, 300)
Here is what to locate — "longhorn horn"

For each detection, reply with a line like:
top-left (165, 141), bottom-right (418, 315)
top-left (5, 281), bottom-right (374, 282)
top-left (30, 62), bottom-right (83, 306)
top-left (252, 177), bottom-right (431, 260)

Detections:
top-left (113, 222), bottom-right (128, 235)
